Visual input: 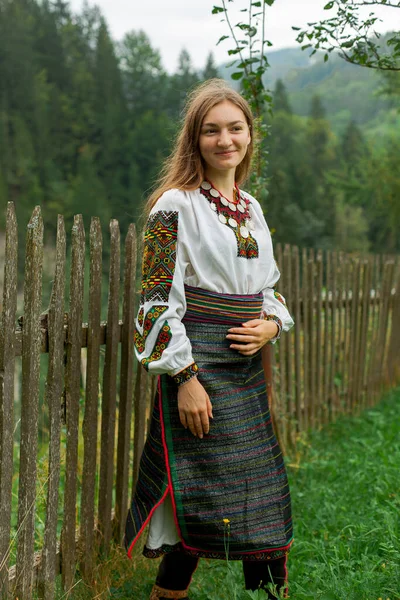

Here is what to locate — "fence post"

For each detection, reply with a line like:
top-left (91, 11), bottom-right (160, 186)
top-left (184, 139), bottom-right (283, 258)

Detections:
top-left (15, 206), bottom-right (44, 600)
top-left (98, 220), bottom-right (120, 556)
top-left (115, 224), bottom-right (137, 543)
top-left (80, 217), bottom-right (103, 582)
top-left (39, 216), bottom-right (66, 600)
top-left (0, 203), bottom-right (18, 598)
top-left (61, 215), bottom-right (85, 592)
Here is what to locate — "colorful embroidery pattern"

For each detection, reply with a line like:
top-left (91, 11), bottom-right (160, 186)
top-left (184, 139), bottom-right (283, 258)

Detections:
top-left (143, 542), bottom-right (289, 561)
top-left (138, 307), bottom-right (144, 327)
top-left (141, 211), bottom-right (179, 305)
top-left (273, 287), bottom-right (286, 306)
top-left (173, 362), bottom-right (199, 386)
top-left (134, 305), bottom-right (168, 354)
top-left (199, 184), bottom-right (259, 260)
top-left (141, 322), bottom-right (172, 371)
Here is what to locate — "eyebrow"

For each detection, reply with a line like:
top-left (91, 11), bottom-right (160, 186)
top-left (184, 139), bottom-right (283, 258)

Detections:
top-left (202, 120), bottom-right (245, 127)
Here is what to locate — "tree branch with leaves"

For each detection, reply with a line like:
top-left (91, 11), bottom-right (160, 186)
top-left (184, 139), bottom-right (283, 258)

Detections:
top-left (212, 0), bottom-right (276, 199)
top-left (293, 0), bottom-right (400, 71)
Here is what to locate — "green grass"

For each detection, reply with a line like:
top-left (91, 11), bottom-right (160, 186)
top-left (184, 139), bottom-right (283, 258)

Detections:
top-left (70, 388), bottom-right (400, 600)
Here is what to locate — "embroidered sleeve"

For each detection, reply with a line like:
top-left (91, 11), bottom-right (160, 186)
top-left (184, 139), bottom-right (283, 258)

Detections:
top-left (261, 260), bottom-right (294, 343)
top-left (172, 362), bottom-right (199, 386)
top-left (134, 208), bottom-right (195, 375)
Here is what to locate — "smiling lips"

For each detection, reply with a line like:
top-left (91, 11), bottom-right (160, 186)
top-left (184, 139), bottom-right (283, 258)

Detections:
top-left (216, 150), bottom-right (236, 156)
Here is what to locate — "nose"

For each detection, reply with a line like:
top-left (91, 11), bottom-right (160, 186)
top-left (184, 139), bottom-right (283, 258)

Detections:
top-left (217, 129), bottom-right (231, 147)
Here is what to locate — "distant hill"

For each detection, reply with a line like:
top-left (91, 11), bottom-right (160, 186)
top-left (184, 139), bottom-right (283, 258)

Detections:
top-left (219, 45), bottom-right (399, 138)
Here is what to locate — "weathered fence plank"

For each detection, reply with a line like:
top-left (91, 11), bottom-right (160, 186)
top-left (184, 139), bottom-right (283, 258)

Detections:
top-left (283, 245), bottom-right (294, 444)
top-left (329, 252), bottom-right (338, 418)
top-left (336, 253), bottom-right (344, 413)
top-left (115, 224), bottom-right (137, 543)
top-left (292, 246), bottom-right (302, 433)
top-left (15, 206), bottom-right (44, 600)
top-left (348, 259), bottom-right (359, 412)
top-left (98, 220), bottom-right (121, 555)
top-left (276, 244), bottom-right (287, 445)
top-left (39, 216), bottom-right (66, 600)
top-left (80, 217), bottom-right (103, 581)
top-left (378, 262), bottom-right (395, 393)
top-left (308, 249), bottom-right (316, 428)
top-left (0, 203), bottom-right (18, 598)
top-left (61, 215), bottom-right (85, 592)
top-left (323, 251), bottom-right (331, 423)
top-left (341, 255), bottom-right (351, 412)
top-left (302, 248), bottom-right (309, 431)
top-left (358, 259), bottom-right (372, 413)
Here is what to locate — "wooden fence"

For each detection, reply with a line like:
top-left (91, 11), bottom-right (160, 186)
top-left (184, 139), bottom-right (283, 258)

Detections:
top-left (0, 203), bottom-right (399, 599)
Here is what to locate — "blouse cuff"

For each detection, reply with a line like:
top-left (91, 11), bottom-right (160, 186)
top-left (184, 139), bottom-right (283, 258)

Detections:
top-left (172, 362), bottom-right (199, 387)
top-left (261, 311), bottom-right (283, 343)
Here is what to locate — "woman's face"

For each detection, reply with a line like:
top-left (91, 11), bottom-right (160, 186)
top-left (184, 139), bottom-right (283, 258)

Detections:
top-left (198, 100), bottom-right (251, 176)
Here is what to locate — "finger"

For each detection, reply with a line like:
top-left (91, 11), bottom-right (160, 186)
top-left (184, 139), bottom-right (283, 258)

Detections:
top-left (192, 414), bottom-right (204, 439)
top-left (200, 410), bottom-right (210, 436)
top-left (241, 319), bottom-right (262, 328)
top-left (237, 343), bottom-right (259, 354)
top-left (207, 397), bottom-right (213, 419)
top-left (226, 334), bottom-right (256, 342)
top-left (238, 348), bottom-right (258, 356)
top-left (230, 341), bottom-right (258, 350)
top-left (179, 410), bottom-right (188, 429)
top-left (186, 415), bottom-right (197, 437)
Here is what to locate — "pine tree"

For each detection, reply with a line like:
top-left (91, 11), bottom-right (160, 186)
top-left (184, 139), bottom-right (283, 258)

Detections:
top-left (202, 52), bottom-right (219, 81)
top-left (167, 49), bottom-right (200, 117)
top-left (119, 30), bottom-right (168, 116)
top-left (273, 79), bottom-right (292, 114)
top-left (309, 95), bottom-right (326, 120)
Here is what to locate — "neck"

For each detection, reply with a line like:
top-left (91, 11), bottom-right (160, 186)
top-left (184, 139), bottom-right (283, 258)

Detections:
top-left (204, 169), bottom-right (236, 201)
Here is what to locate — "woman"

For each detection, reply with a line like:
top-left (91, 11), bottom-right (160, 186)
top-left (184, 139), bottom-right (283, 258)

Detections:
top-left (125, 79), bottom-right (294, 600)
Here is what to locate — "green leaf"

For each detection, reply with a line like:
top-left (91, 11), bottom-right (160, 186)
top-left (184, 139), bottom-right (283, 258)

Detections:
top-left (292, 26), bottom-right (301, 31)
top-left (231, 71), bottom-right (244, 80)
top-left (212, 5), bottom-right (224, 14)
top-left (324, 53), bottom-right (329, 62)
top-left (324, 1), bottom-right (334, 9)
top-left (264, 0), bottom-right (275, 5)
top-left (252, 1), bottom-right (262, 6)
top-left (217, 35), bottom-right (229, 45)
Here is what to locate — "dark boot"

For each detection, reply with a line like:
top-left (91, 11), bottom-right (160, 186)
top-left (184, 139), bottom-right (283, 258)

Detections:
top-left (149, 584), bottom-right (189, 599)
top-left (243, 555), bottom-right (288, 599)
top-left (152, 550), bottom-right (199, 600)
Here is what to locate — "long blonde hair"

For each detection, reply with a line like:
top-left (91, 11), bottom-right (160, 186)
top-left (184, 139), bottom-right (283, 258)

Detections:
top-left (145, 79), bottom-right (254, 216)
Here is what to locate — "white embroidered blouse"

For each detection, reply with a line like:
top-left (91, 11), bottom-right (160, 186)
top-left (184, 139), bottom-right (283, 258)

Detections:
top-left (134, 184), bottom-right (294, 380)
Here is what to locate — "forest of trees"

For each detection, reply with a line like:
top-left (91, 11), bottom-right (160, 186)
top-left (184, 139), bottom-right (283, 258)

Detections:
top-left (0, 0), bottom-right (399, 261)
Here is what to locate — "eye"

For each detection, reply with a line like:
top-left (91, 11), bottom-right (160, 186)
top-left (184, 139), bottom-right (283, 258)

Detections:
top-left (204, 129), bottom-right (217, 134)
top-left (231, 126), bottom-right (243, 132)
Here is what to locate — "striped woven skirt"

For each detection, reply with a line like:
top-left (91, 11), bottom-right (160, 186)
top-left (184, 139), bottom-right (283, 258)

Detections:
top-left (125, 285), bottom-right (293, 561)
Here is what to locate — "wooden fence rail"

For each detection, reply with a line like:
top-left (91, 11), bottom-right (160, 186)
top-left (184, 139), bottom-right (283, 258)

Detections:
top-left (0, 203), bottom-right (399, 599)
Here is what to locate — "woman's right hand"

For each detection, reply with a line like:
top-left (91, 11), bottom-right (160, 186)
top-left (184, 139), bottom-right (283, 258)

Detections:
top-left (177, 377), bottom-right (213, 439)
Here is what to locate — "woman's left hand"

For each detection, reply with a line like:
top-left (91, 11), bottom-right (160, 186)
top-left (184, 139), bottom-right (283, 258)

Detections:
top-left (226, 319), bottom-right (279, 356)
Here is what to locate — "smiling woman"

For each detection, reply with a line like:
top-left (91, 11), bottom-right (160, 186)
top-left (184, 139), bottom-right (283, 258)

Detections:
top-left (124, 79), bottom-right (294, 600)
top-left (198, 102), bottom-right (251, 179)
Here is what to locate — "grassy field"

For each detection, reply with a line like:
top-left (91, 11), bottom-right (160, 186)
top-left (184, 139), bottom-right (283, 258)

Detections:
top-left (71, 388), bottom-right (400, 600)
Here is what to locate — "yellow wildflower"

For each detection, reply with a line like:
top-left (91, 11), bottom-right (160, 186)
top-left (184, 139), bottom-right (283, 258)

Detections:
top-left (223, 518), bottom-right (230, 524)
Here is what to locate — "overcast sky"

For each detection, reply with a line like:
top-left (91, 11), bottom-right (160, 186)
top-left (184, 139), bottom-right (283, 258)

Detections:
top-left (69, 0), bottom-right (394, 72)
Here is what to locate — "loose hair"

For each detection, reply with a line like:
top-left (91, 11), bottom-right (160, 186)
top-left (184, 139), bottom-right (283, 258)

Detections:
top-left (144, 79), bottom-right (254, 216)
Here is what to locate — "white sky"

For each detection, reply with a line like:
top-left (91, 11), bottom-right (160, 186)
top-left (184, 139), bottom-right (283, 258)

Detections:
top-left (69, 0), bottom-right (396, 72)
